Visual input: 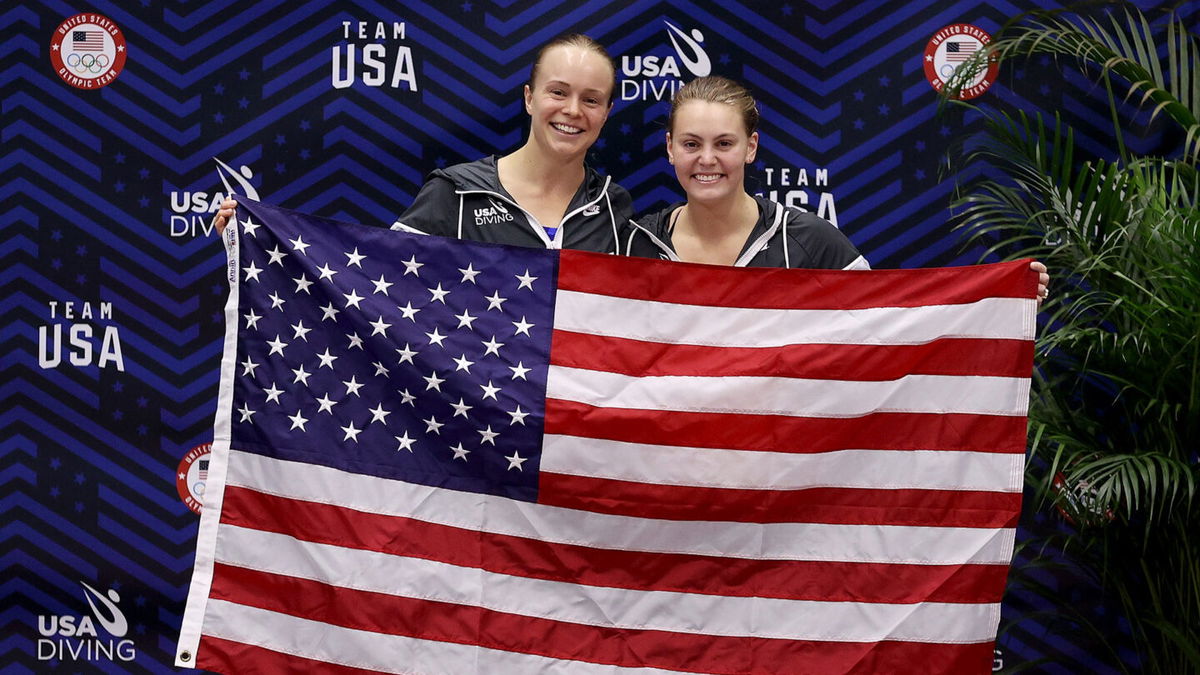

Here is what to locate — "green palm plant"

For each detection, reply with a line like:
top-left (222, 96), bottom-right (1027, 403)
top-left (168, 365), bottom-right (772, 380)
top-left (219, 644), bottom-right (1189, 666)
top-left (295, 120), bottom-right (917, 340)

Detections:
top-left (941, 3), bottom-right (1200, 672)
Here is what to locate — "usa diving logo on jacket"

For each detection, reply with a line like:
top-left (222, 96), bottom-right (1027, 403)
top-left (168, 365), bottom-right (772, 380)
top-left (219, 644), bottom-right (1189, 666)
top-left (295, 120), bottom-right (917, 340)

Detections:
top-left (474, 198), bottom-right (516, 226)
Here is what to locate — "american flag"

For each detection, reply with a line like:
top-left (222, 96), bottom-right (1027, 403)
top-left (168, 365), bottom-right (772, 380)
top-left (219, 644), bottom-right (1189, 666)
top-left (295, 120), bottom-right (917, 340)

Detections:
top-left (177, 199), bottom-right (1036, 674)
top-left (72, 30), bottom-right (104, 52)
top-left (945, 40), bottom-right (978, 62)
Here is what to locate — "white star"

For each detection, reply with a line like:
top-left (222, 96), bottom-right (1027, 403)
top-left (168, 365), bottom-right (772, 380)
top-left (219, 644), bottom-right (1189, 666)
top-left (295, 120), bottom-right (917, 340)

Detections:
top-left (459, 263), bottom-right (481, 283)
top-left (398, 388), bottom-right (416, 405)
top-left (266, 245), bottom-right (287, 266)
top-left (343, 289), bottom-right (364, 309)
top-left (399, 302), bottom-right (420, 322)
top-left (369, 403), bottom-right (391, 424)
top-left (293, 274), bottom-right (314, 294)
top-left (289, 235), bottom-right (310, 255)
top-left (240, 216), bottom-right (260, 237)
top-left (479, 380), bottom-right (501, 400)
top-left (372, 274), bottom-right (393, 294)
top-left (507, 405), bottom-right (529, 426)
top-left (291, 320), bottom-right (312, 341)
top-left (341, 422), bottom-right (362, 442)
top-left (241, 357), bottom-right (259, 377)
top-left (428, 283), bottom-right (450, 304)
top-left (511, 316), bottom-right (534, 337)
top-left (505, 451), bottom-right (528, 471)
top-left (370, 315), bottom-right (392, 336)
top-left (372, 361), bottom-right (389, 377)
top-left (266, 335), bottom-right (288, 356)
top-left (450, 398), bottom-right (472, 418)
top-left (316, 348), bottom-right (338, 369)
top-left (395, 432), bottom-right (416, 452)
top-left (401, 254), bottom-right (423, 276)
top-left (288, 410), bottom-right (309, 431)
top-left (343, 376), bottom-right (364, 397)
top-left (316, 394), bottom-right (337, 414)
top-left (424, 415), bottom-right (444, 435)
top-left (425, 327), bottom-right (447, 348)
top-left (450, 443), bottom-right (470, 460)
top-left (243, 262), bottom-right (263, 282)
top-left (347, 333), bottom-right (364, 350)
top-left (263, 382), bottom-right (284, 404)
top-left (455, 309), bottom-right (477, 330)
top-left (317, 263), bottom-right (338, 281)
top-left (485, 291), bottom-right (507, 311)
top-left (319, 302), bottom-right (340, 321)
top-left (395, 343), bottom-right (417, 364)
top-left (509, 362), bottom-right (531, 380)
top-left (478, 425), bottom-right (499, 445)
top-left (423, 371), bottom-right (445, 392)
top-left (452, 354), bottom-right (474, 373)
top-left (244, 309), bottom-right (262, 329)
top-left (237, 403), bottom-right (256, 422)
top-left (482, 336), bottom-right (504, 357)
top-left (292, 365), bottom-right (311, 385)
top-left (345, 247), bottom-right (366, 268)
top-left (269, 291), bottom-right (286, 311)
top-left (515, 269), bottom-right (538, 290)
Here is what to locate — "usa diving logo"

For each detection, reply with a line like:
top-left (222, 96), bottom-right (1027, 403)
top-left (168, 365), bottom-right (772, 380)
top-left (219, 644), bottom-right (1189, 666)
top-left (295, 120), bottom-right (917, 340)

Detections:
top-left (168, 157), bottom-right (261, 237)
top-left (37, 582), bottom-right (136, 663)
top-left (474, 198), bottom-right (516, 226)
top-left (621, 20), bottom-right (711, 101)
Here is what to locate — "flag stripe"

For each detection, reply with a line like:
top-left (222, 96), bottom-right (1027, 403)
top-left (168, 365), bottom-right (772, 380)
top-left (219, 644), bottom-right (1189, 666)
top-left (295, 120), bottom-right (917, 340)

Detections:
top-left (554, 291), bottom-right (1034, 347)
top-left (212, 525), bottom-right (1003, 643)
top-left (544, 401), bottom-right (1028, 454)
top-left (220, 485), bottom-right (1011, 603)
top-left (225, 449), bottom-right (1018, 564)
top-left (540, 436), bottom-right (1023, 492)
top-left (551, 331), bottom-right (1035, 379)
top-left (208, 565), bottom-right (998, 675)
top-left (540, 473), bottom-right (1021, 527)
top-left (199, 636), bottom-right (386, 675)
top-left (547, 366), bottom-right (1030, 417)
top-left (558, 251), bottom-right (1037, 309)
top-left (201, 598), bottom-right (995, 675)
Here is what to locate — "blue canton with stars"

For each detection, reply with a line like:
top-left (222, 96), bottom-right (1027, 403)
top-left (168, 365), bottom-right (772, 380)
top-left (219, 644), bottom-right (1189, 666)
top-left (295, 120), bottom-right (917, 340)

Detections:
top-left (227, 200), bottom-right (556, 501)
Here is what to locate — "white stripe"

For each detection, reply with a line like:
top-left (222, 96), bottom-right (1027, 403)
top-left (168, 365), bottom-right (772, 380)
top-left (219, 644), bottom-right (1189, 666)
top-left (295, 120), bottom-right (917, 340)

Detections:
top-left (214, 526), bottom-right (1001, 643)
top-left (547, 367), bottom-right (1030, 417)
top-left (541, 436), bottom-right (1024, 492)
top-left (225, 449), bottom-right (1016, 565)
top-left (175, 220), bottom-right (243, 666)
top-left (203, 598), bottom-right (692, 675)
top-left (554, 291), bottom-right (1034, 346)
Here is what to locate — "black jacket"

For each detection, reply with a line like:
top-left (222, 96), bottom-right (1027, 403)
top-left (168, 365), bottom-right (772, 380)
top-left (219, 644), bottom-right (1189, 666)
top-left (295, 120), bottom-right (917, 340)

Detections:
top-left (621, 196), bottom-right (869, 270)
top-left (392, 156), bottom-right (634, 253)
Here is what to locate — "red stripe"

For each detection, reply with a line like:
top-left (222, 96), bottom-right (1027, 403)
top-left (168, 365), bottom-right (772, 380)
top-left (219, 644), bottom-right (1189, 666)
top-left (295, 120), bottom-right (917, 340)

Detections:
top-left (540, 474), bottom-right (1021, 527)
top-left (207, 564), bottom-right (995, 675)
top-left (219, 486), bottom-right (1007, 603)
top-left (198, 635), bottom-right (385, 674)
top-left (551, 331), bottom-right (1034, 379)
top-left (560, 250), bottom-right (1037, 309)
top-left (545, 400), bottom-right (1027, 454)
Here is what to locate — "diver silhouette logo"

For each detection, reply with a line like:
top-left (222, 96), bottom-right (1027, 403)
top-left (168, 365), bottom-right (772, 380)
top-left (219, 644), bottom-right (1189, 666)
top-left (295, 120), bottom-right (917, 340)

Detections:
top-left (80, 581), bottom-right (128, 637)
top-left (214, 157), bottom-right (260, 201)
top-left (664, 21), bottom-right (711, 77)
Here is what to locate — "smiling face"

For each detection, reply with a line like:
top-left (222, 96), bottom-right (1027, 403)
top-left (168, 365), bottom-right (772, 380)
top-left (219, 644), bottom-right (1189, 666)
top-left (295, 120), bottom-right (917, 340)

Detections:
top-left (667, 100), bottom-right (759, 204)
top-left (524, 45), bottom-right (613, 161)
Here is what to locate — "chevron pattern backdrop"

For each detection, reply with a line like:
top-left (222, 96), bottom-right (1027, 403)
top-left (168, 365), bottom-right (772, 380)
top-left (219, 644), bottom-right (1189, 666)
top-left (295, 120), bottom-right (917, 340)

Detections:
top-left (3, 1), bottom-right (1194, 672)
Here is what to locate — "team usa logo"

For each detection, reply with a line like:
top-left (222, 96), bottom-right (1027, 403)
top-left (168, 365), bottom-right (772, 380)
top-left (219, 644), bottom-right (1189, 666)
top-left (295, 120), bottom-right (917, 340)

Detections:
top-left (176, 443), bottom-right (212, 514)
top-left (923, 24), bottom-right (998, 100)
top-left (49, 13), bottom-right (127, 89)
